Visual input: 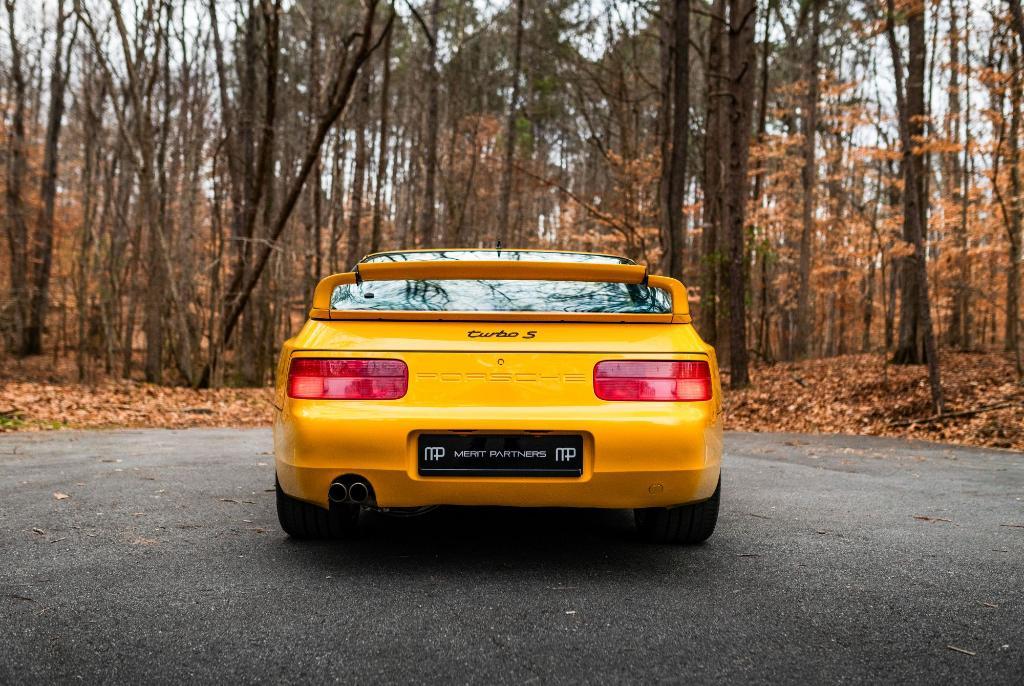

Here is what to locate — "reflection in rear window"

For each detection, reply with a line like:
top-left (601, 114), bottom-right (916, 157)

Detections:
top-left (330, 279), bottom-right (671, 314)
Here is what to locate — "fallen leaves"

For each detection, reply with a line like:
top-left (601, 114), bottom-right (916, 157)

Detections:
top-left (725, 352), bottom-right (1024, 451)
top-left (52, 492), bottom-right (69, 500)
top-left (0, 378), bottom-right (274, 432)
top-left (913, 515), bottom-right (953, 523)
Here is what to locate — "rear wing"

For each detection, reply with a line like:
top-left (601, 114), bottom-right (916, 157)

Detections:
top-left (309, 260), bottom-right (691, 323)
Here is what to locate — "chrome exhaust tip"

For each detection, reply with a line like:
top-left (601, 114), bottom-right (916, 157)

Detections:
top-left (348, 481), bottom-right (369, 504)
top-left (328, 482), bottom-right (349, 504)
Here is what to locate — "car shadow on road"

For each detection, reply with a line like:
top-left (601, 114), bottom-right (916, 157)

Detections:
top-left (263, 506), bottom-right (723, 580)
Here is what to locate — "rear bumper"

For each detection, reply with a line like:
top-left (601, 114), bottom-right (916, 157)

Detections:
top-left (274, 401), bottom-right (723, 509)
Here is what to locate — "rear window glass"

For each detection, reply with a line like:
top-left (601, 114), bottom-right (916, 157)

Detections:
top-left (330, 279), bottom-right (671, 314)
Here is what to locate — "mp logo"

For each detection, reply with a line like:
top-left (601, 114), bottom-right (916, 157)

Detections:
top-left (555, 447), bottom-right (576, 462)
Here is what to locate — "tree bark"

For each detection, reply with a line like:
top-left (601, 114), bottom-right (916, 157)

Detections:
top-left (1006, 5), bottom-right (1024, 369)
top-left (418, 0), bottom-right (442, 247)
top-left (885, 0), bottom-right (944, 413)
top-left (699, 0), bottom-right (725, 348)
top-left (751, 0), bottom-right (775, 202)
top-left (347, 72), bottom-right (370, 266)
top-left (890, 0), bottom-right (929, 368)
top-left (370, 27), bottom-right (392, 254)
top-left (1006, 47), bottom-right (1022, 370)
top-left (3, 0), bottom-right (29, 353)
top-left (658, 0), bottom-right (672, 273)
top-left (497, 0), bottom-right (526, 246)
top-left (944, 0), bottom-right (967, 349)
top-left (23, 1), bottom-right (75, 355)
top-left (793, 0), bottom-right (820, 359)
top-left (723, 0), bottom-right (757, 388)
top-left (663, 0), bottom-right (690, 283)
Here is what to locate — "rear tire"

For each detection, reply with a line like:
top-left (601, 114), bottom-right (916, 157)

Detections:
top-left (276, 477), bottom-right (359, 539)
top-left (634, 478), bottom-right (720, 544)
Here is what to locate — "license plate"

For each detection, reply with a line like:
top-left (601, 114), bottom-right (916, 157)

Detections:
top-left (418, 434), bottom-right (583, 477)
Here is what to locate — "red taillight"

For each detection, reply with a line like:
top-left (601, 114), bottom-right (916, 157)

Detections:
top-left (593, 360), bottom-right (712, 401)
top-left (287, 358), bottom-right (408, 400)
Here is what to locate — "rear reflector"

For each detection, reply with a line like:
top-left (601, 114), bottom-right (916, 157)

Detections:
top-left (287, 358), bottom-right (408, 400)
top-left (593, 360), bottom-right (712, 401)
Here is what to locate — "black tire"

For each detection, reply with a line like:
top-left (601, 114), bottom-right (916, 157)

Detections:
top-left (276, 478), bottom-right (359, 539)
top-left (634, 478), bottom-right (720, 544)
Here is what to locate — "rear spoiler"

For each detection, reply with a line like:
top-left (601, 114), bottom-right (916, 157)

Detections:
top-left (309, 260), bottom-right (691, 323)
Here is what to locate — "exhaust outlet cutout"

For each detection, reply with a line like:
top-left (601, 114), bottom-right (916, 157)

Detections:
top-left (328, 482), bottom-right (349, 504)
top-left (348, 481), bottom-right (369, 504)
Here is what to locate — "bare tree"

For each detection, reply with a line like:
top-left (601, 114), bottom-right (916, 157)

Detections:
top-left (661, 0), bottom-right (689, 283)
top-left (347, 71), bottom-right (370, 266)
top-left (723, 0), bottom-right (757, 388)
top-left (418, 0), bottom-right (442, 246)
top-left (370, 26), bottom-right (392, 254)
top-left (793, 0), bottom-right (820, 359)
top-left (699, 0), bottom-right (726, 348)
top-left (497, 0), bottom-right (525, 246)
top-left (886, 0), bottom-right (944, 412)
top-left (22, 0), bottom-right (77, 355)
top-left (217, 1), bottom-right (394, 352)
top-left (4, 0), bottom-right (29, 352)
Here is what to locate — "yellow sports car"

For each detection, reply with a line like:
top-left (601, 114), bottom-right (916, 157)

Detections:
top-left (273, 249), bottom-right (723, 543)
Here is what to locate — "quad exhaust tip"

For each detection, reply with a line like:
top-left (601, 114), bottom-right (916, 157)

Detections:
top-left (328, 482), bottom-right (349, 504)
top-left (348, 481), bottom-right (370, 504)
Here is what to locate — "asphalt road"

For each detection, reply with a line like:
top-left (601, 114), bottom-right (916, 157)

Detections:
top-left (1, 429), bottom-right (1021, 684)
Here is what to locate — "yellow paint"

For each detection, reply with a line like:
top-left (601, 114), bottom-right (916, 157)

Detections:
top-left (276, 253), bottom-right (721, 510)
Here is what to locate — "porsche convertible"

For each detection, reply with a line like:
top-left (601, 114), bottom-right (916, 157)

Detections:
top-left (273, 249), bottom-right (723, 543)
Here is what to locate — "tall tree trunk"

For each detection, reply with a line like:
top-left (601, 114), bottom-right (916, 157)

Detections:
top-left (945, 0), bottom-right (967, 349)
top-left (1006, 4), bottom-right (1024, 371)
top-left (658, 0), bottom-right (672, 272)
top-left (1006, 48), bottom-right (1022, 371)
top-left (886, 0), bottom-right (944, 413)
top-left (699, 0), bottom-right (725, 347)
top-left (891, 0), bottom-right (924, 365)
top-left (958, 1), bottom-right (973, 350)
top-left (751, 0), bottom-right (775, 202)
top-left (370, 27), bottom-right (392, 254)
top-left (663, 0), bottom-right (689, 282)
top-left (497, 0), bottom-right (525, 247)
top-left (793, 0), bottom-right (820, 359)
top-left (307, 0), bottom-right (323, 281)
top-left (418, 0), bottom-right (442, 247)
top-left (23, 1), bottom-right (74, 355)
top-left (347, 72), bottom-right (370, 266)
top-left (4, 0), bottom-right (29, 353)
top-left (723, 0), bottom-right (757, 388)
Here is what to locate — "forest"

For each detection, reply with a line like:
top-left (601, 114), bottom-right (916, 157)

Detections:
top-left (1, 0), bottom-right (1022, 420)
